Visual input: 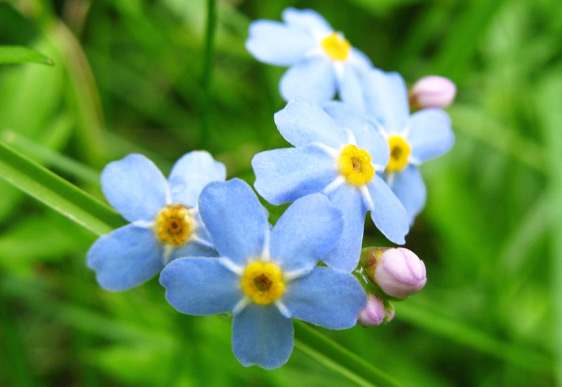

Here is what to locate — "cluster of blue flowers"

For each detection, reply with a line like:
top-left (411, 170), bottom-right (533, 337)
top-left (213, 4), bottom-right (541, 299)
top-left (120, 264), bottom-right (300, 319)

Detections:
top-left (87, 8), bottom-right (454, 370)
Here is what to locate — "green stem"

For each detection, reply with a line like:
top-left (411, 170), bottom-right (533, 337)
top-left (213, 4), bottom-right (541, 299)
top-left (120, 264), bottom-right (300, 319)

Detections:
top-left (200, 0), bottom-right (217, 149)
top-left (294, 322), bottom-right (402, 387)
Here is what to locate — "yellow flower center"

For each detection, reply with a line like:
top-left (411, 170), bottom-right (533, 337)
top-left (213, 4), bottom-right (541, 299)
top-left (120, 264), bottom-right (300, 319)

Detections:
top-left (321, 32), bottom-right (351, 61)
top-left (386, 136), bottom-right (411, 172)
top-left (338, 144), bottom-right (375, 186)
top-left (241, 262), bottom-right (285, 305)
top-left (155, 205), bottom-right (193, 246)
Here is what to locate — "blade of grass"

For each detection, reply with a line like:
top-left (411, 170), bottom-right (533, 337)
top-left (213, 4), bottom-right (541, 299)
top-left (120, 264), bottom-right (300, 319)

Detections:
top-left (431, 0), bottom-right (507, 79)
top-left (396, 301), bottom-right (554, 374)
top-left (0, 141), bottom-right (125, 235)
top-left (0, 45), bottom-right (54, 66)
top-left (294, 322), bottom-right (402, 387)
top-left (53, 21), bottom-right (109, 168)
top-left (498, 194), bottom-right (551, 274)
top-left (200, 0), bottom-right (217, 148)
top-left (536, 74), bottom-right (562, 385)
top-left (1, 275), bottom-right (173, 347)
top-left (494, 194), bottom-right (558, 314)
top-left (449, 104), bottom-right (546, 172)
top-left (1, 129), bottom-right (100, 185)
top-left (0, 36), bottom-right (66, 222)
top-left (0, 284), bottom-right (37, 387)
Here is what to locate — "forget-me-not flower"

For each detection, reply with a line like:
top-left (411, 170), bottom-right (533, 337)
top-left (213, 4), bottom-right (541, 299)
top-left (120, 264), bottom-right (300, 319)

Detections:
top-left (344, 69), bottom-right (454, 223)
top-left (87, 151), bottom-right (225, 291)
top-left (252, 99), bottom-right (410, 273)
top-left (160, 179), bottom-right (366, 369)
top-left (246, 8), bottom-right (372, 109)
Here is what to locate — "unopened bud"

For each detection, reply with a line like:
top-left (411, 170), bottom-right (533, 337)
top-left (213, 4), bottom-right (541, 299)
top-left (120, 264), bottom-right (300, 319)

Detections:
top-left (358, 294), bottom-right (394, 326)
top-left (366, 248), bottom-right (427, 300)
top-left (409, 75), bottom-right (456, 110)
top-left (384, 302), bottom-right (395, 322)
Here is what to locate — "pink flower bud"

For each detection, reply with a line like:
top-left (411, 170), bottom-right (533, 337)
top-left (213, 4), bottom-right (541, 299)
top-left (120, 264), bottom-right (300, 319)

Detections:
top-left (409, 75), bottom-right (456, 110)
top-left (372, 248), bottom-right (427, 299)
top-left (357, 294), bottom-right (386, 326)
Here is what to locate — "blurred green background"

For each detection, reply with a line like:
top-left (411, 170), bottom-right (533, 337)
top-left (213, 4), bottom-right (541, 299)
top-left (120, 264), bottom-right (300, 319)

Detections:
top-left (0, 0), bottom-right (561, 385)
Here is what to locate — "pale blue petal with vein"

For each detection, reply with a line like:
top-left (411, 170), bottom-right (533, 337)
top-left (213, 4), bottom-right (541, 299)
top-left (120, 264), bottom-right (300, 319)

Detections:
top-left (87, 224), bottom-right (162, 291)
top-left (101, 154), bottom-right (168, 222)
top-left (283, 267), bottom-right (366, 329)
top-left (160, 258), bottom-right (242, 315)
top-left (270, 194), bottom-right (343, 273)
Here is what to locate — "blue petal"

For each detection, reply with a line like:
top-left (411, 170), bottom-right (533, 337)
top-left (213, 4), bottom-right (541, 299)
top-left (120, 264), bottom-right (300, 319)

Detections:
top-left (270, 194), bottom-right (343, 273)
top-left (363, 69), bottom-right (410, 133)
top-left (159, 258), bottom-right (242, 315)
top-left (386, 165), bottom-right (426, 225)
top-left (169, 212), bottom-right (218, 261)
top-left (273, 99), bottom-right (347, 148)
top-left (323, 184), bottom-right (367, 272)
top-left (281, 8), bottom-right (332, 36)
top-left (348, 48), bottom-right (373, 74)
top-left (354, 123), bottom-right (390, 168)
top-left (101, 154), bottom-right (168, 222)
top-left (232, 304), bottom-right (293, 370)
top-left (280, 57), bottom-right (337, 106)
top-left (198, 179), bottom-right (269, 265)
top-left (168, 151), bottom-right (226, 208)
top-left (169, 238), bottom-right (218, 262)
top-left (252, 145), bottom-right (338, 205)
top-left (367, 175), bottom-right (410, 244)
top-left (246, 20), bottom-right (316, 66)
top-left (283, 267), bottom-right (366, 329)
top-left (87, 224), bottom-right (162, 291)
top-left (407, 108), bottom-right (454, 162)
top-left (338, 64), bottom-right (365, 113)
top-left (322, 101), bottom-right (390, 168)
top-left (323, 100), bottom-right (365, 130)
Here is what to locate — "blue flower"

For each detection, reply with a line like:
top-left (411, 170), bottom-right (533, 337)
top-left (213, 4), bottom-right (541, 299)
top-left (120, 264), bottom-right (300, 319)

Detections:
top-left (160, 179), bottom-right (366, 369)
top-left (246, 7), bottom-right (372, 109)
top-left (325, 69), bottom-right (455, 224)
top-left (87, 151), bottom-right (226, 291)
top-left (252, 99), bottom-right (410, 273)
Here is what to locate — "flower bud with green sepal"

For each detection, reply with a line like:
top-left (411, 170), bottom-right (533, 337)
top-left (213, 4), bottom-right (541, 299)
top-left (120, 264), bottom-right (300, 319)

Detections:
top-left (360, 247), bottom-right (427, 300)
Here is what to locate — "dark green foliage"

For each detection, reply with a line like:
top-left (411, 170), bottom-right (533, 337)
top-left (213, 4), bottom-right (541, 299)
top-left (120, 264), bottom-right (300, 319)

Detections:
top-left (0, 0), bottom-right (559, 385)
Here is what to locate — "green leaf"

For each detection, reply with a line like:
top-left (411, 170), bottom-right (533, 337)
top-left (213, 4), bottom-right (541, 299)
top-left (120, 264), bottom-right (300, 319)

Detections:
top-left (0, 142), bottom-right (125, 236)
top-left (1, 129), bottom-right (100, 186)
top-left (0, 45), bottom-right (54, 66)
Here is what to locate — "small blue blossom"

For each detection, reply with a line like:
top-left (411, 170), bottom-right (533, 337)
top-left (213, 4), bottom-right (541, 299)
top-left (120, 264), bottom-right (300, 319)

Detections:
top-left (252, 99), bottom-right (410, 273)
top-left (87, 151), bottom-right (226, 291)
top-left (325, 69), bottom-right (455, 223)
top-left (246, 8), bottom-right (372, 109)
top-left (160, 179), bottom-right (366, 369)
